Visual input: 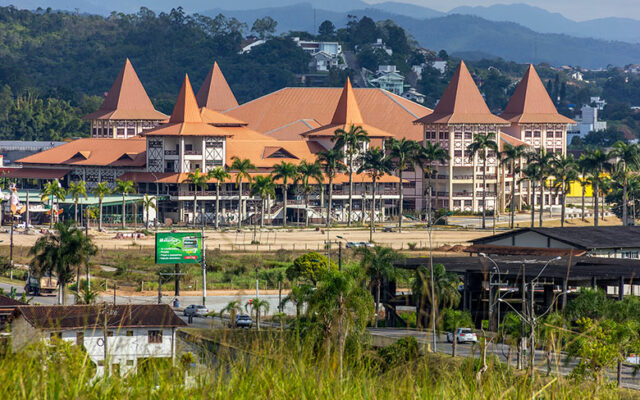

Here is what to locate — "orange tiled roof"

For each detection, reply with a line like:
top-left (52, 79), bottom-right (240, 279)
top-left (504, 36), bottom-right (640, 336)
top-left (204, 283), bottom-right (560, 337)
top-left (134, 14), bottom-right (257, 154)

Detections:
top-left (17, 138), bottom-right (146, 167)
top-left (200, 107), bottom-right (247, 126)
top-left (143, 75), bottom-right (232, 137)
top-left (226, 140), bottom-right (318, 168)
top-left (195, 62), bottom-right (239, 112)
top-left (500, 65), bottom-right (575, 124)
top-left (225, 87), bottom-right (432, 141)
top-left (414, 61), bottom-right (509, 125)
top-left (264, 119), bottom-right (322, 140)
top-left (499, 132), bottom-right (530, 151)
top-left (83, 59), bottom-right (167, 121)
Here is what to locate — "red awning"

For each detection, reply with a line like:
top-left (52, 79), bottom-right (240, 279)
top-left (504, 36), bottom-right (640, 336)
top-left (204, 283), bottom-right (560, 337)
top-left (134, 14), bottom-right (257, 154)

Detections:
top-left (0, 168), bottom-right (70, 179)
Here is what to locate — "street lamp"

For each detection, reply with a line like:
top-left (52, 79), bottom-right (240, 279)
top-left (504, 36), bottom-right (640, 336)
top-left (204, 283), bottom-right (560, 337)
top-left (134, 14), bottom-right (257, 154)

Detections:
top-left (336, 235), bottom-right (347, 271)
top-left (426, 212), bottom-right (452, 353)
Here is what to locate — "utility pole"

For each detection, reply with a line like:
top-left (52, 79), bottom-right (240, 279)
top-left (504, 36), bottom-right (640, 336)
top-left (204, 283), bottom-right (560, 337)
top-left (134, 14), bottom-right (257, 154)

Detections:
top-left (158, 275), bottom-right (162, 304)
top-left (9, 212), bottom-right (14, 281)
top-left (174, 263), bottom-right (180, 296)
top-left (338, 241), bottom-right (342, 271)
top-left (201, 228), bottom-right (207, 306)
top-left (521, 264), bottom-right (526, 370)
top-left (25, 191), bottom-right (30, 233)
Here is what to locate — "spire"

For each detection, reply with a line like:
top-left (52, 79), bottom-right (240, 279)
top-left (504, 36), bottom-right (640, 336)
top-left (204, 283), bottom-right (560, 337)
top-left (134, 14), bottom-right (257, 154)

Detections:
top-left (500, 64), bottom-right (573, 123)
top-left (330, 78), bottom-right (364, 125)
top-left (414, 61), bottom-right (508, 125)
top-left (170, 74), bottom-right (203, 124)
top-left (84, 58), bottom-right (167, 120)
top-left (196, 62), bottom-right (239, 111)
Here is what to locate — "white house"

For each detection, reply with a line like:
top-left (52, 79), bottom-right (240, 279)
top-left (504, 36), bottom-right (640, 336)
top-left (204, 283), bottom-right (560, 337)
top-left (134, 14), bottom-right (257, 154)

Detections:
top-left (401, 88), bottom-right (426, 104)
top-left (570, 71), bottom-right (584, 81)
top-left (11, 304), bottom-right (187, 377)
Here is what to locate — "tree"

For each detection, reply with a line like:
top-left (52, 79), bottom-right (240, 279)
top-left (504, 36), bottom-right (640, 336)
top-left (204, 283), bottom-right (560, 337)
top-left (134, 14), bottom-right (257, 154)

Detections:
top-left (140, 194), bottom-right (157, 228)
top-left (286, 252), bottom-right (336, 286)
top-left (114, 179), bottom-right (135, 229)
top-left (609, 141), bottom-right (640, 226)
top-left (318, 20), bottom-right (335, 38)
top-left (251, 16), bottom-right (277, 39)
top-left (357, 246), bottom-right (402, 327)
top-left (208, 167), bottom-right (230, 230)
top-left (521, 162), bottom-right (541, 228)
top-left (500, 143), bottom-right (528, 228)
top-left (250, 175), bottom-right (276, 228)
top-left (527, 149), bottom-right (554, 227)
top-left (40, 180), bottom-right (66, 229)
top-left (417, 142), bottom-right (449, 223)
top-left (317, 148), bottom-right (347, 228)
top-left (281, 284), bottom-right (313, 319)
top-left (581, 148), bottom-right (612, 226)
top-left (387, 138), bottom-right (421, 232)
top-left (230, 157), bottom-right (256, 229)
top-left (466, 132), bottom-right (499, 229)
top-left (221, 300), bottom-right (243, 327)
top-left (296, 160), bottom-right (324, 227)
top-left (551, 154), bottom-right (578, 227)
top-left (412, 263), bottom-right (461, 329)
top-left (186, 168), bottom-right (209, 228)
top-left (443, 308), bottom-right (473, 357)
top-left (30, 221), bottom-right (97, 305)
top-left (332, 125), bottom-right (370, 226)
top-left (90, 182), bottom-right (111, 231)
top-left (577, 156), bottom-right (591, 222)
top-left (501, 312), bottom-right (529, 369)
top-left (358, 147), bottom-right (393, 242)
top-left (66, 181), bottom-right (87, 224)
top-left (272, 161), bottom-right (298, 227)
top-left (245, 297), bottom-right (270, 331)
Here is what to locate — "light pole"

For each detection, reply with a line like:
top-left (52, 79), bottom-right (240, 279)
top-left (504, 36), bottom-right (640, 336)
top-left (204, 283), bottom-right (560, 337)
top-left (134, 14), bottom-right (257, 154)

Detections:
top-left (426, 213), bottom-right (451, 352)
top-left (336, 235), bottom-right (347, 271)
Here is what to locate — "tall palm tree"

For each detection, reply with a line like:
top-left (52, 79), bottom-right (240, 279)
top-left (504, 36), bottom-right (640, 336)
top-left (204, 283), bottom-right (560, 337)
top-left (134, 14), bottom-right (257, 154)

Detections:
top-left (272, 161), bottom-right (299, 227)
top-left (357, 246), bottom-right (402, 327)
top-left (40, 180), bottom-right (66, 228)
top-left (67, 181), bottom-right (87, 224)
top-left (358, 147), bottom-right (393, 242)
top-left (412, 263), bottom-right (461, 330)
top-left (527, 149), bottom-right (554, 227)
top-left (220, 300), bottom-right (243, 327)
top-left (387, 138), bottom-right (421, 232)
top-left (230, 157), bottom-right (256, 229)
top-left (140, 194), bottom-right (157, 228)
top-left (317, 149), bottom-right (347, 228)
top-left (551, 154), bottom-right (578, 227)
top-left (331, 124), bottom-right (370, 226)
top-left (500, 143), bottom-right (528, 228)
top-left (466, 133), bottom-right (498, 229)
top-left (186, 168), bottom-right (209, 228)
top-left (297, 160), bottom-right (324, 227)
top-left (114, 179), bottom-right (136, 229)
top-left (417, 142), bottom-right (449, 224)
top-left (91, 182), bottom-right (111, 231)
top-left (609, 142), bottom-right (640, 226)
top-left (250, 175), bottom-right (276, 227)
top-left (245, 297), bottom-right (270, 331)
top-left (521, 163), bottom-right (541, 228)
top-left (208, 167), bottom-right (230, 230)
top-left (577, 155), bottom-right (591, 222)
top-left (30, 221), bottom-right (97, 305)
top-left (581, 148), bottom-right (612, 226)
top-left (281, 284), bottom-right (314, 319)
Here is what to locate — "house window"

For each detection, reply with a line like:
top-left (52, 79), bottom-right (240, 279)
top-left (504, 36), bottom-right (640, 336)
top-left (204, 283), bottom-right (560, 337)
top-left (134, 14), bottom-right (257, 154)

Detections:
top-left (525, 131), bottom-right (532, 138)
top-left (464, 200), bottom-right (472, 207)
top-left (127, 128), bottom-right (136, 136)
top-left (453, 200), bottom-right (461, 207)
top-left (454, 150), bottom-right (462, 157)
top-left (439, 132), bottom-right (449, 140)
top-left (148, 330), bottom-right (162, 344)
top-left (117, 128), bottom-right (125, 136)
top-left (454, 132), bottom-right (462, 139)
top-left (555, 131), bottom-right (563, 138)
top-left (185, 144), bottom-right (193, 152)
top-left (533, 131), bottom-right (541, 138)
top-left (546, 131), bottom-right (554, 138)
top-left (464, 132), bottom-right (472, 139)
top-left (126, 330), bottom-right (134, 337)
top-left (76, 331), bottom-right (84, 346)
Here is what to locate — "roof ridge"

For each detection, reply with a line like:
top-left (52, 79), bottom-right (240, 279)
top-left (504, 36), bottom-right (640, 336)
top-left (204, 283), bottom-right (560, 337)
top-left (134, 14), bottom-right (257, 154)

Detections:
top-left (196, 61), bottom-right (239, 112)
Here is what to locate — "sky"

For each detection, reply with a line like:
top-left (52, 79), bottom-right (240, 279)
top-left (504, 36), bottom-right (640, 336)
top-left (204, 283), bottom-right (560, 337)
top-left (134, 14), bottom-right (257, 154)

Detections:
top-left (367, 0), bottom-right (640, 21)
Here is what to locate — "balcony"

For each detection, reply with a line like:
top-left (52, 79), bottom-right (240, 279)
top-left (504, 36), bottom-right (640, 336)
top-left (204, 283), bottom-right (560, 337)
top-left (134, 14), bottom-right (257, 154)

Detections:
top-left (184, 150), bottom-right (202, 156)
top-left (164, 150), bottom-right (178, 156)
top-left (476, 175), bottom-right (497, 180)
top-left (452, 175), bottom-right (473, 180)
top-left (453, 192), bottom-right (473, 197)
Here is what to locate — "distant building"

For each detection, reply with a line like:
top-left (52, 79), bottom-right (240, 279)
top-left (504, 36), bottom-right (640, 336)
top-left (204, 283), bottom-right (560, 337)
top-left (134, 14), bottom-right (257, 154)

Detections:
top-left (570, 71), bottom-right (584, 81)
top-left (371, 38), bottom-right (393, 56)
top-left (292, 37), bottom-right (344, 72)
top-left (11, 304), bottom-right (186, 377)
top-left (401, 88), bottom-right (425, 104)
top-left (239, 38), bottom-right (266, 54)
top-left (567, 104), bottom-right (607, 141)
top-left (432, 61), bottom-right (447, 74)
top-left (369, 71), bottom-right (406, 95)
top-left (590, 96), bottom-right (607, 110)
top-left (0, 141), bottom-right (65, 166)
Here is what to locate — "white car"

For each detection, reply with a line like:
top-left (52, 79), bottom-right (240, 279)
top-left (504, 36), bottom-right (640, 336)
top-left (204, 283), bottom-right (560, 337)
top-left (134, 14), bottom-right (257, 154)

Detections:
top-left (447, 328), bottom-right (478, 344)
top-left (183, 304), bottom-right (209, 317)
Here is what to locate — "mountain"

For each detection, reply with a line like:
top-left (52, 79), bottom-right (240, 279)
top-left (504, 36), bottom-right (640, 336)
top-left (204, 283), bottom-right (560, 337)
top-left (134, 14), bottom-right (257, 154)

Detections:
top-left (367, 1), bottom-right (443, 19)
top-left (449, 4), bottom-right (640, 44)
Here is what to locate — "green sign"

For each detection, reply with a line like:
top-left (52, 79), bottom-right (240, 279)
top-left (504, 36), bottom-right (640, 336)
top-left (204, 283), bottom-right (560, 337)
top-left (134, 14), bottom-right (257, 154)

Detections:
top-left (155, 232), bottom-right (202, 264)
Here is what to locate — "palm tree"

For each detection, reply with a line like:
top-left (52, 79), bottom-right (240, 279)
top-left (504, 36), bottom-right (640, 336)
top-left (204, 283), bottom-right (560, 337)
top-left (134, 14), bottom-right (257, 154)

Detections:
top-left (245, 297), bottom-right (270, 331)
top-left (358, 147), bottom-right (393, 242)
top-left (417, 142), bottom-right (449, 224)
top-left (551, 154), bottom-right (578, 227)
top-left (521, 163), bottom-right (541, 228)
top-left (412, 263), bottom-right (461, 329)
top-left (272, 161), bottom-right (299, 227)
top-left (91, 182), bottom-right (111, 231)
top-left (208, 167), bottom-right (230, 230)
top-left (230, 157), bottom-right (256, 229)
top-left (40, 180), bottom-right (66, 228)
top-left (577, 155), bottom-right (591, 222)
top-left (220, 300), bottom-right (243, 327)
top-left (527, 149), bottom-right (554, 227)
top-left (140, 194), bottom-right (157, 228)
top-left (186, 168), bottom-right (209, 228)
top-left (250, 175), bottom-right (276, 227)
top-left (30, 221), bottom-right (97, 305)
top-left (357, 246), bottom-right (402, 327)
top-left (281, 284), bottom-right (314, 319)
top-left (67, 181), bottom-right (87, 224)
top-left (609, 142), bottom-right (640, 226)
top-left (331, 124), bottom-right (370, 226)
top-left (500, 143), bottom-right (528, 228)
top-left (581, 148), bottom-right (612, 226)
top-left (297, 160), bottom-right (324, 227)
top-left (466, 133), bottom-right (498, 229)
top-left (317, 149), bottom-right (347, 228)
top-left (387, 138), bottom-right (421, 231)
top-left (114, 179), bottom-right (136, 229)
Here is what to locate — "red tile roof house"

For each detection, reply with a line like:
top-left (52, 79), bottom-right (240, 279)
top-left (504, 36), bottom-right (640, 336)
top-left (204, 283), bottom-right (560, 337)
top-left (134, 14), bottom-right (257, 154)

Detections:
top-left (11, 304), bottom-right (186, 377)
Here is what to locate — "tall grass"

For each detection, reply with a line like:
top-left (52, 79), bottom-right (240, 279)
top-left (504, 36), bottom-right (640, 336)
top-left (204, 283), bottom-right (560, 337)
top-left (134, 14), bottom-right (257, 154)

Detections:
top-left (0, 329), bottom-right (631, 399)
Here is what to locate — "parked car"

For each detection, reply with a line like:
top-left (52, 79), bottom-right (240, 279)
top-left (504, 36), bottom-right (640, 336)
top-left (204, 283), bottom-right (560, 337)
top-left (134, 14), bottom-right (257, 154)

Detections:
top-left (346, 242), bottom-right (360, 248)
top-left (359, 242), bottom-right (375, 248)
top-left (446, 328), bottom-right (478, 344)
top-left (183, 304), bottom-right (209, 317)
top-left (235, 314), bottom-right (253, 328)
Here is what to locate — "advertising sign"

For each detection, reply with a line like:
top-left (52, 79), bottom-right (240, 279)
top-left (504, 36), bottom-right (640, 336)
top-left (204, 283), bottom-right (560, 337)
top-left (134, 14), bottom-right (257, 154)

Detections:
top-left (155, 232), bottom-right (202, 264)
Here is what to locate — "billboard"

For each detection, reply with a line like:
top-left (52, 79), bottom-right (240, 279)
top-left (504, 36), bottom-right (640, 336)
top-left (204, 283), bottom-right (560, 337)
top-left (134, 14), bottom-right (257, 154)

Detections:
top-left (155, 232), bottom-right (202, 264)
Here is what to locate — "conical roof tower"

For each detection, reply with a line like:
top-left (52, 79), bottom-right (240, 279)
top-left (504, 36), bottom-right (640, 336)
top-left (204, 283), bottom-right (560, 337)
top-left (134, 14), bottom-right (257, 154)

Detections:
top-left (196, 62), bottom-right (239, 112)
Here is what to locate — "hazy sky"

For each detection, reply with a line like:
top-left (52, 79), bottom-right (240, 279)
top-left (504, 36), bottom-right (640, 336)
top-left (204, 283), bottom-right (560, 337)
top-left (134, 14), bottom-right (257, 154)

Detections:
top-left (367, 0), bottom-right (640, 21)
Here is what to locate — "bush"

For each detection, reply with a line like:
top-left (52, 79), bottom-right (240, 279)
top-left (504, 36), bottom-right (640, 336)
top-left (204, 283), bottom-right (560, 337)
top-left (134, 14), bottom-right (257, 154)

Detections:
top-left (407, 242), bottom-right (417, 250)
top-left (377, 336), bottom-right (419, 370)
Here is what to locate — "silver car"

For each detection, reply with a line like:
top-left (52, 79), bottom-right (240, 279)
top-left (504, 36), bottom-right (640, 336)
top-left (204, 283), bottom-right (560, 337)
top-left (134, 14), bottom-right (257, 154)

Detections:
top-left (447, 328), bottom-right (478, 343)
top-left (235, 315), bottom-right (253, 328)
top-left (184, 304), bottom-right (209, 317)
